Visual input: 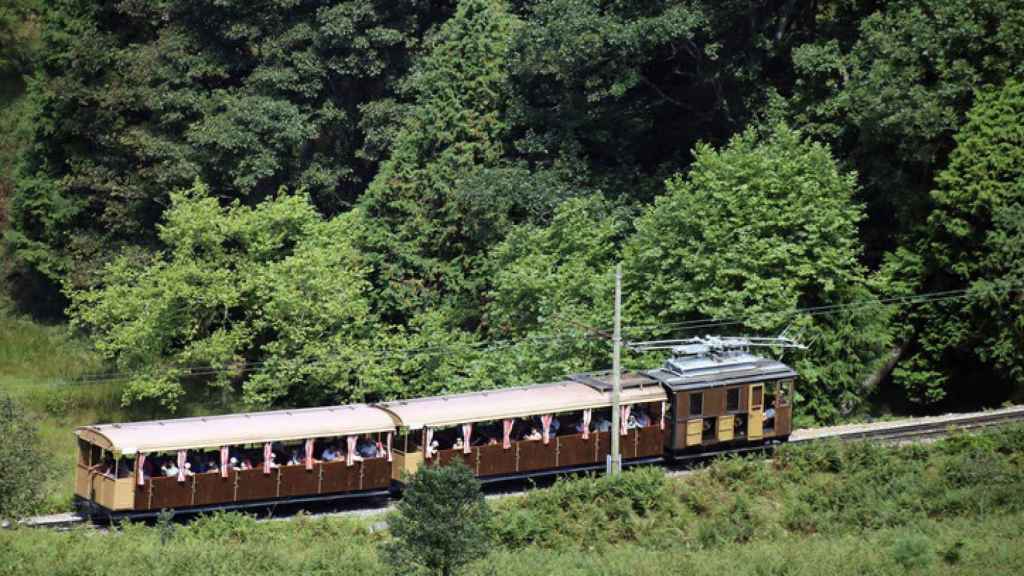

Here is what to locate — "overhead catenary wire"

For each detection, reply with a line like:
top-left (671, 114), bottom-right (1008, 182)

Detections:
top-left (620, 284), bottom-right (1023, 338)
top-left (66, 284), bottom-right (1022, 385)
top-left (68, 328), bottom-right (602, 385)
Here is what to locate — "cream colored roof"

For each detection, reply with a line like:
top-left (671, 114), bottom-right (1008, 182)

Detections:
top-left (76, 404), bottom-right (398, 455)
top-left (376, 380), bottom-right (667, 430)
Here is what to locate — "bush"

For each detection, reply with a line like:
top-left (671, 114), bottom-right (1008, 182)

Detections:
top-left (0, 394), bottom-right (52, 519)
top-left (492, 467), bottom-right (680, 549)
top-left (891, 532), bottom-right (934, 570)
top-left (383, 462), bottom-right (493, 576)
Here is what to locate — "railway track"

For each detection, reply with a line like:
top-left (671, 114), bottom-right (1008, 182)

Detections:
top-left (16, 405), bottom-right (1024, 531)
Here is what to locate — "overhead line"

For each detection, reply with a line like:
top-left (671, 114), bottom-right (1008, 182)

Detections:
top-left (67, 284), bottom-right (1022, 385)
top-left (620, 285), bottom-right (1023, 337)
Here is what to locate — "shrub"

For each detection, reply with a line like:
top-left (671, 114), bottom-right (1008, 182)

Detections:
top-left (492, 467), bottom-right (679, 549)
top-left (891, 532), bottom-right (933, 570)
top-left (0, 394), bottom-right (52, 519)
top-left (383, 462), bottom-right (493, 576)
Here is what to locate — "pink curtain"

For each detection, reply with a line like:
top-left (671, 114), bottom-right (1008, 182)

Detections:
top-left (424, 428), bottom-right (434, 459)
top-left (502, 419), bottom-right (514, 450)
top-left (346, 436), bottom-right (357, 467)
top-left (305, 439), bottom-right (315, 471)
top-left (462, 423), bottom-right (473, 454)
top-left (386, 432), bottom-right (393, 462)
top-left (176, 450), bottom-right (187, 482)
top-left (660, 401), bottom-right (667, 430)
top-left (136, 452), bottom-right (146, 486)
top-left (541, 414), bottom-right (553, 445)
top-left (220, 446), bottom-right (229, 478)
top-left (263, 442), bottom-right (273, 475)
top-left (620, 405), bottom-right (632, 436)
top-left (582, 409), bottom-right (592, 440)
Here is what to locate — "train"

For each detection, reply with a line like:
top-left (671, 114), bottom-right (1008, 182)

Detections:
top-left (73, 337), bottom-right (797, 518)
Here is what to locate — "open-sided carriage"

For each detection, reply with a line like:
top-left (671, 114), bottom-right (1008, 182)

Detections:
top-left (74, 338), bottom-right (797, 518)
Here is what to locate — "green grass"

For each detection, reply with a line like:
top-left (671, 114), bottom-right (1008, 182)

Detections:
top-left (0, 299), bottom-right (129, 512)
top-left (2, 512), bottom-right (1021, 576)
top-left (473, 513), bottom-right (1024, 576)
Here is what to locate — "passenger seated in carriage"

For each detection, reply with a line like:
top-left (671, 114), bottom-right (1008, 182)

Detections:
top-left (357, 436), bottom-right (379, 458)
top-left (628, 408), bottom-right (651, 429)
top-left (321, 444), bottom-right (340, 462)
top-left (161, 460), bottom-right (179, 477)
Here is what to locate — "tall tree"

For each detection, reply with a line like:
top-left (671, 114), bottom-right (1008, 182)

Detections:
top-left (790, 0), bottom-right (1024, 257)
top-left (625, 126), bottom-right (891, 423)
top-left (355, 0), bottom-right (522, 325)
top-left (891, 80), bottom-right (1024, 406)
top-left (67, 183), bottom-right (391, 411)
top-left (5, 0), bottom-right (444, 312)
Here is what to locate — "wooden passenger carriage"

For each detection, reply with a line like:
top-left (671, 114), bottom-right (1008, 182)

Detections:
top-left (74, 341), bottom-right (797, 518)
top-left (74, 404), bottom-right (396, 517)
top-left (378, 378), bottom-right (668, 483)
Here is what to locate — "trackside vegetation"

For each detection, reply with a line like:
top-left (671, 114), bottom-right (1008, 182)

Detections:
top-left (1, 426), bottom-right (1023, 575)
top-left (384, 462), bottom-right (493, 576)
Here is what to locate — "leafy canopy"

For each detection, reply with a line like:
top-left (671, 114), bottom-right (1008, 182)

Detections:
top-left (356, 0), bottom-right (522, 323)
top-left (68, 183), bottom-right (390, 411)
top-left (893, 79), bottom-right (1024, 404)
top-left (626, 126), bottom-right (892, 422)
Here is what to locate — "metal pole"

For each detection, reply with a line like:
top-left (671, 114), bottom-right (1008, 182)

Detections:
top-left (609, 263), bottom-right (622, 475)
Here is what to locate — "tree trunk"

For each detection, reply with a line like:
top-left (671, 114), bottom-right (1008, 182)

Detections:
top-left (861, 343), bottom-right (907, 390)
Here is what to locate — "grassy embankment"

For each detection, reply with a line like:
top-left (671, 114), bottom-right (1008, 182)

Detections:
top-left (0, 299), bottom-right (128, 512)
top-left (2, 425), bottom-right (1023, 575)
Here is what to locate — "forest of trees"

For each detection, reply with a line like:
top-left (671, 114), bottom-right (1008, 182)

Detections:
top-left (2, 0), bottom-right (1022, 423)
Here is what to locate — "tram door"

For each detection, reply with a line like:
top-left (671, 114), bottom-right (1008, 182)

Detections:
top-left (748, 384), bottom-right (764, 440)
top-left (685, 392), bottom-right (703, 447)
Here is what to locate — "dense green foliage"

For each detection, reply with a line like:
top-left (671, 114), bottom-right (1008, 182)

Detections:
top-left (2, 426), bottom-right (1024, 573)
top-left (356, 0), bottom-right (523, 324)
top-left (892, 80), bottom-right (1024, 405)
top-left (2, 0), bottom-right (1024, 418)
top-left (0, 394), bottom-right (52, 519)
top-left (66, 183), bottom-right (393, 410)
top-left (626, 126), bottom-right (891, 421)
top-left (384, 462), bottom-right (493, 576)
top-left (5, 0), bottom-right (445, 300)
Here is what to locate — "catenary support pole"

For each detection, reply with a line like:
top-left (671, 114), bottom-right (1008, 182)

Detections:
top-left (609, 262), bottom-right (623, 475)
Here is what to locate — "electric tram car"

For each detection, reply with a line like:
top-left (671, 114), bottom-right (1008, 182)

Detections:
top-left (73, 338), bottom-right (797, 518)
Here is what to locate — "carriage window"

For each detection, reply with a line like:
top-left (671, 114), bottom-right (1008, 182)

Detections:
top-left (726, 388), bottom-right (740, 412)
top-left (779, 380), bottom-right (793, 406)
top-left (752, 386), bottom-right (764, 411)
top-left (689, 393), bottom-right (703, 417)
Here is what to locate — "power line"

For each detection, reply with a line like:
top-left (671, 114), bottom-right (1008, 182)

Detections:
top-left (67, 284), bottom-right (1023, 385)
top-left (620, 285), bottom-right (1023, 338)
top-left (70, 328), bottom-right (600, 385)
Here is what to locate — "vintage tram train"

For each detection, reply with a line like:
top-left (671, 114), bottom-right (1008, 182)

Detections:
top-left (74, 338), bottom-right (797, 518)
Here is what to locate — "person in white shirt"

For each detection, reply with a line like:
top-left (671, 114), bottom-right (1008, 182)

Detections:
top-left (163, 461), bottom-right (179, 478)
